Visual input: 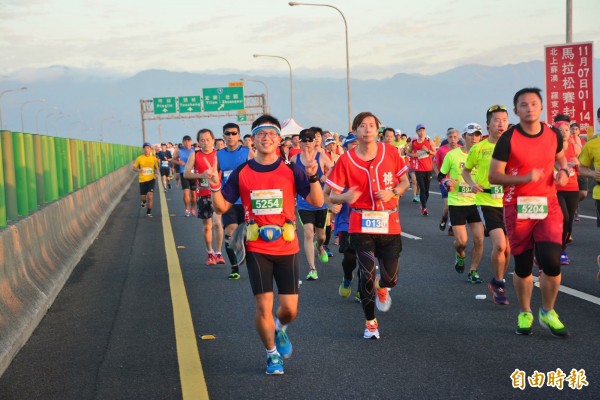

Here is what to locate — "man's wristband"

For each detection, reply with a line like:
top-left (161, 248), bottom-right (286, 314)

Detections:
top-left (209, 182), bottom-right (222, 190)
top-left (308, 174), bottom-right (320, 183)
top-left (559, 168), bottom-right (570, 176)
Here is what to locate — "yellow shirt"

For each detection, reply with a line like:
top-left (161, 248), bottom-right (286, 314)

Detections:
top-left (578, 137), bottom-right (600, 200)
top-left (465, 139), bottom-right (503, 207)
top-left (134, 154), bottom-right (159, 183)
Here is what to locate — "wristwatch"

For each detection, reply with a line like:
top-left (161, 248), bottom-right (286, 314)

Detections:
top-left (392, 188), bottom-right (400, 198)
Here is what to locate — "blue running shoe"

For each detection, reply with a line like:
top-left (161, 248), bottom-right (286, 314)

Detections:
top-left (275, 328), bottom-right (292, 359)
top-left (265, 354), bottom-right (284, 375)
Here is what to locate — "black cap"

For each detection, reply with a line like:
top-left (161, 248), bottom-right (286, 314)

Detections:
top-left (299, 129), bottom-right (315, 141)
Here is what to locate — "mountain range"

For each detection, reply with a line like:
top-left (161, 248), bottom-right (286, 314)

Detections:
top-left (1, 59), bottom-right (598, 145)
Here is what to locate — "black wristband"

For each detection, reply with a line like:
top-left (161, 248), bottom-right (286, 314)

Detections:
top-left (559, 168), bottom-right (570, 176)
top-left (308, 174), bottom-right (319, 183)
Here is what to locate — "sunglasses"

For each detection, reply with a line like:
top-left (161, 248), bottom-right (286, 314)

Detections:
top-left (223, 131), bottom-right (239, 136)
top-left (487, 105), bottom-right (507, 113)
top-left (300, 138), bottom-right (315, 143)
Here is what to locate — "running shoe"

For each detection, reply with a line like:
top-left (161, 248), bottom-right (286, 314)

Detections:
top-left (306, 269), bottom-right (318, 281)
top-left (275, 328), bottom-right (292, 359)
top-left (539, 308), bottom-right (568, 337)
top-left (184, 209), bottom-right (191, 217)
top-left (448, 226), bottom-right (454, 236)
top-left (375, 277), bottom-right (391, 312)
top-left (454, 254), bottom-right (465, 273)
top-left (363, 319), bottom-right (380, 340)
top-left (215, 253), bottom-right (226, 264)
top-left (560, 251), bottom-right (570, 265)
top-left (324, 246), bottom-right (334, 258)
top-left (355, 290), bottom-right (362, 303)
top-left (339, 277), bottom-right (352, 298)
top-left (515, 311), bottom-right (534, 335)
top-left (315, 242), bottom-right (329, 263)
top-left (265, 354), bottom-right (284, 375)
top-left (467, 270), bottom-right (482, 284)
top-left (191, 208), bottom-right (196, 217)
top-left (227, 271), bottom-right (241, 280)
top-left (487, 280), bottom-right (509, 305)
top-left (168, 183), bottom-right (172, 190)
top-left (146, 213), bottom-right (152, 218)
top-left (412, 195), bottom-right (419, 203)
top-left (567, 235), bottom-right (574, 243)
top-left (421, 207), bottom-right (428, 216)
top-left (141, 201), bottom-right (146, 208)
top-left (439, 216), bottom-right (447, 231)
top-left (206, 253), bottom-right (216, 266)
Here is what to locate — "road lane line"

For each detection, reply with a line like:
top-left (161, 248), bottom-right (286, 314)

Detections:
top-left (159, 189), bottom-right (209, 400)
top-left (401, 232), bottom-right (422, 240)
top-left (532, 276), bottom-right (600, 306)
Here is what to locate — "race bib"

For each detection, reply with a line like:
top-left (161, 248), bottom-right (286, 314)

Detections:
top-left (417, 150), bottom-right (429, 159)
top-left (141, 167), bottom-right (153, 176)
top-left (490, 185), bottom-right (504, 199)
top-left (458, 183), bottom-right (475, 197)
top-left (250, 189), bottom-right (283, 215)
top-left (361, 211), bottom-right (389, 234)
top-left (199, 178), bottom-right (209, 188)
top-left (517, 196), bottom-right (548, 220)
top-left (161, 160), bottom-right (169, 168)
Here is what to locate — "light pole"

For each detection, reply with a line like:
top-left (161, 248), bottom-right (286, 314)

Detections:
top-left (289, 2), bottom-right (352, 130)
top-left (241, 77), bottom-right (270, 114)
top-left (45, 112), bottom-right (62, 135)
top-left (253, 54), bottom-right (294, 119)
top-left (0, 86), bottom-right (28, 130)
top-left (54, 114), bottom-right (71, 136)
top-left (20, 98), bottom-right (46, 133)
top-left (36, 107), bottom-right (58, 135)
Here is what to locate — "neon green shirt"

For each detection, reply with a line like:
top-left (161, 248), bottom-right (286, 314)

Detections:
top-left (440, 147), bottom-right (477, 206)
top-left (578, 137), bottom-right (600, 200)
top-left (465, 139), bottom-right (503, 207)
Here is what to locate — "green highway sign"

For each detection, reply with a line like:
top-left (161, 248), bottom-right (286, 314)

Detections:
top-left (203, 87), bottom-right (244, 112)
top-left (237, 114), bottom-right (247, 122)
top-left (153, 97), bottom-right (176, 114)
top-left (178, 96), bottom-right (202, 113)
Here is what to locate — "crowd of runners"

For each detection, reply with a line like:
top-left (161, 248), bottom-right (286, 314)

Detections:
top-left (133, 87), bottom-right (600, 375)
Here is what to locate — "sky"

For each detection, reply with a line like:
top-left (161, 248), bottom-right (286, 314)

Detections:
top-left (1, 0), bottom-right (599, 79)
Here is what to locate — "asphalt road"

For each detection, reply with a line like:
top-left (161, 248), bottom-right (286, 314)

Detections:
top-left (1, 178), bottom-right (598, 400)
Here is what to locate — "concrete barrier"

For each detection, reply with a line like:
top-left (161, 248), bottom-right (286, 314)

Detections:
top-left (0, 164), bottom-right (136, 376)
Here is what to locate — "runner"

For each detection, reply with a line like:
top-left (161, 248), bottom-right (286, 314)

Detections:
top-left (462, 105), bottom-right (511, 304)
top-left (554, 120), bottom-right (581, 265)
top-left (133, 142), bottom-right (159, 217)
top-left (172, 135), bottom-right (197, 217)
top-left (217, 122), bottom-right (254, 280)
top-left (433, 128), bottom-right (460, 234)
top-left (290, 129), bottom-right (333, 281)
top-left (205, 114), bottom-right (324, 375)
top-left (489, 87), bottom-right (570, 337)
top-left (438, 123), bottom-right (484, 283)
top-left (406, 124), bottom-right (436, 215)
top-left (326, 111), bottom-right (410, 340)
top-left (156, 143), bottom-right (172, 191)
top-left (184, 129), bottom-right (226, 266)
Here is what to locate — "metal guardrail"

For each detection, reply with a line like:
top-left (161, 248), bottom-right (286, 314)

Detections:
top-left (0, 130), bottom-right (138, 228)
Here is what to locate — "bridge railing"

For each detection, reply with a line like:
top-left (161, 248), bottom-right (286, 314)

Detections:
top-left (0, 130), bottom-right (138, 228)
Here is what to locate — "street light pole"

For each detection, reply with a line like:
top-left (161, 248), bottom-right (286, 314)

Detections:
top-left (240, 77), bottom-right (270, 114)
top-left (289, 2), bottom-right (352, 130)
top-left (253, 54), bottom-right (294, 119)
top-left (20, 99), bottom-right (46, 133)
top-left (0, 86), bottom-right (28, 129)
top-left (45, 112), bottom-right (62, 135)
top-left (54, 114), bottom-right (71, 136)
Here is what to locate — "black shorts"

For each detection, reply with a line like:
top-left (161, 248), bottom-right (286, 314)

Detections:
top-left (577, 175), bottom-right (589, 191)
top-left (179, 173), bottom-right (197, 190)
top-left (338, 231), bottom-right (355, 254)
top-left (297, 209), bottom-right (328, 229)
top-left (246, 252), bottom-right (299, 295)
top-left (160, 167), bottom-right (171, 177)
top-left (349, 233), bottom-right (402, 258)
top-left (139, 180), bottom-right (155, 195)
top-left (478, 205), bottom-right (505, 233)
top-left (196, 195), bottom-right (214, 220)
top-left (449, 205), bottom-right (481, 226)
top-left (222, 204), bottom-right (245, 228)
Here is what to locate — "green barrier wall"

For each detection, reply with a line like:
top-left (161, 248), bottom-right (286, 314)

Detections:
top-left (0, 131), bottom-right (137, 228)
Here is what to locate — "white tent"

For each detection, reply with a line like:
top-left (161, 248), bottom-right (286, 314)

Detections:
top-left (281, 118), bottom-right (303, 137)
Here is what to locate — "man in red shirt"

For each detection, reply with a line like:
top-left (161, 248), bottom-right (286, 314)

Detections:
top-left (406, 124), bottom-right (436, 215)
top-left (205, 114), bottom-right (323, 375)
top-left (326, 111), bottom-right (410, 340)
top-left (489, 87), bottom-right (570, 337)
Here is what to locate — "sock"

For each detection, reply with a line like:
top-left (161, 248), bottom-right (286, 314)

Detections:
top-left (225, 243), bottom-right (238, 267)
top-left (540, 308), bottom-right (550, 315)
top-left (275, 317), bottom-right (287, 332)
top-left (207, 249), bottom-right (214, 254)
top-left (266, 347), bottom-right (279, 357)
top-left (147, 209), bottom-right (151, 214)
